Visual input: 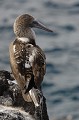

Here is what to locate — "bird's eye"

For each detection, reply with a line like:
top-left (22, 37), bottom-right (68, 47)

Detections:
top-left (29, 23), bottom-right (33, 27)
top-left (32, 21), bottom-right (37, 24)
top-left (29, 21), bottom-right (38, 27)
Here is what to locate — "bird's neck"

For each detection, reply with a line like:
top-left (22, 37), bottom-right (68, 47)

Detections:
top-left (14, 26), bottom-right (36, 41)
top-left (15, 28), bottom-right (36, 45)
top-left (17, 37), bottom-right (36, 45)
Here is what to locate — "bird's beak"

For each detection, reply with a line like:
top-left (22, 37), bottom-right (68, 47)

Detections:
top-left (30, 20), bottom-right (53, 32)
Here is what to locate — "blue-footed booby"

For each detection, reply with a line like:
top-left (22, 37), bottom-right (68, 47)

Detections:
top-left (9, 14), bottom-right (53, 106)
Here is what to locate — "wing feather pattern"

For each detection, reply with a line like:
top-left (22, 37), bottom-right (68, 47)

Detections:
top-left (9, 39), bottom-right (46, 89)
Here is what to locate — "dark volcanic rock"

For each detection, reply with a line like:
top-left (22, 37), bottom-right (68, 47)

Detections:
top-left (0, 105), bottom-right (34, 120)
top-left (0, 70), bottom-right (49, 120)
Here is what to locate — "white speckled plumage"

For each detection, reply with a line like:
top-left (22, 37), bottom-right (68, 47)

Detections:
top-left (18, 37), bottom-right (30, 43)
top-left (13, 45), bottom-right (16, 53)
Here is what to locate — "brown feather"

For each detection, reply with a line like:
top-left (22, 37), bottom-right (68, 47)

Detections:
top-left (9, 38), bottom-right (46, 102)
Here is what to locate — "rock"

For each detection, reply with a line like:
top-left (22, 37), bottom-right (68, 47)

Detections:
top-left (0, 70), bottom-right (49, 120)
top-left (0, 105), bottom-right (34, 120)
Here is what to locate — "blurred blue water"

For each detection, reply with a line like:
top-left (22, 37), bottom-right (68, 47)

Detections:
top-left (0, 0), bottom-right (79, 120)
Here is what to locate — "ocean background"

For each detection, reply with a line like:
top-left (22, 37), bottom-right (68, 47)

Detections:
top-left (0, 0), bottom-right (79, 120)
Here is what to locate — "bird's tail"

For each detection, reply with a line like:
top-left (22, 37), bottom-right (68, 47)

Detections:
top-left (22, 64), bottom-right (42, 107)
top-left (22, 62), bottom-right (36, 102)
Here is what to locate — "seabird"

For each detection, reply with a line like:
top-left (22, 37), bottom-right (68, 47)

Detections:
top-left (9, 14), bottom-right (53, 106)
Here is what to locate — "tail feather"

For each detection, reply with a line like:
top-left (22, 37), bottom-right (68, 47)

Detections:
top-left (22, 74), bottom-right (37, 102)
top-left (24, 74), bottom-right (37, 93)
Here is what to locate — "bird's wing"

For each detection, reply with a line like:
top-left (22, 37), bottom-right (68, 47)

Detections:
top-left (32, 45), bottom-right (46, 87)
top-left (9, 40), bottom-right (27, 90)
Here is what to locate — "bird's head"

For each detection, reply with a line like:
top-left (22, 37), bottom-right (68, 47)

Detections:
top-left (14, 14), bottom-right (53, 39)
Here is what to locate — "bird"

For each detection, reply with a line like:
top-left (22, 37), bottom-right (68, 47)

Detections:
top-left (9, 14), bottom-right (53, 106)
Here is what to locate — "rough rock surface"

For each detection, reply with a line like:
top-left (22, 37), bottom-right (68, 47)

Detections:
top-left (0, 105), bottom-right (34, 120)
top-left (0, 70), bottom-right (49, 120)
